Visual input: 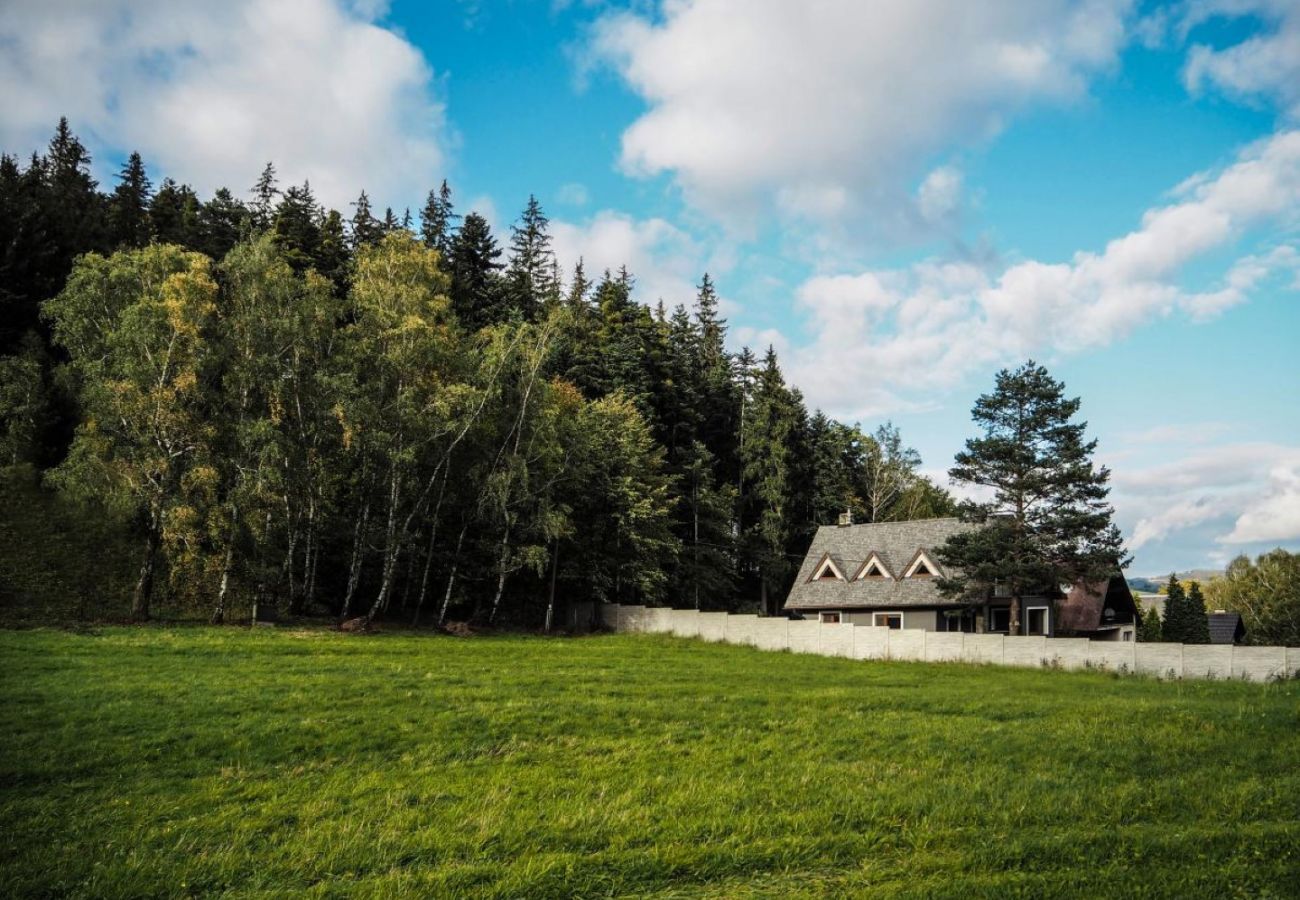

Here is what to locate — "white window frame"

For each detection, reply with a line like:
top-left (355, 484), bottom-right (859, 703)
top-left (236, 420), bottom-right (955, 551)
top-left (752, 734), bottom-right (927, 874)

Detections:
top-left (808, 553), bottom-right (847, 582)
top-left (1024, 605), bottom-right (1050, 636)
top-left (819, 611), bottom-right (842, 624)
top-left (873, 611), bottom-right (904, 630)
top-left (902, 549), bottom-right (940, 579)
top-left (853, 552), bottom-right (893, 581)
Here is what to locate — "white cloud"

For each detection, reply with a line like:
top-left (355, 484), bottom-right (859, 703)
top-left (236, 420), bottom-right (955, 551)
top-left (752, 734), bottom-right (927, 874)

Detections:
top-left (1182, 0), bottom-right (1300, 118)
top-left (1111, 443), bottom-right (1300, 552)
top-left (781, 130), bottom-right (1300, 419)
top-left (1222, 465), bottom-right (1300, 544)
top-left (551, 210), bottom-right (721, 307)
top-left (556, 182), bottom-right (590, 207)
top-left (917, 166), bottom-right (965, 226)
top-left (0, 0), bottom-right (450, 211)
top-left (587, 0), bottom-right (1131, 230)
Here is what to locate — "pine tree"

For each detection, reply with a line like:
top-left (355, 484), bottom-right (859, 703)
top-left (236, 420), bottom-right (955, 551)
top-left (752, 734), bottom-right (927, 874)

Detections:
top-left (1162, 575), bottom-right (1189, 642)
top-left (198, 188), bottom-right (249, 260)
top-left (1185, 581), bottom-right (1211, 644)
top-left (741, 346), bottom-right (803, 614)
top-left (419, 179), bottom-right (458, 257)
top-left (315, 209), bottom-right (350, 293)
top-left (506, 195), bottom-right (556, 319)
top-left (273, 182), bottom-right (322, 271)
top-left (108, 152), bottom-right (153, 248)
top-left (935, 361), bottom-right (1129, 634)
top-left (382, 207), bottom-right (400, 233)
top-left (150, 178), bottom-right (201, 247)
top-left (349, 191), bottom-right (383, 249)
top-left (1136, 605), bottom-right (1163, 642)
top-left (250, 162), bottom-right (279, 231)
top-left (447, 211), bottom-right (506, 330)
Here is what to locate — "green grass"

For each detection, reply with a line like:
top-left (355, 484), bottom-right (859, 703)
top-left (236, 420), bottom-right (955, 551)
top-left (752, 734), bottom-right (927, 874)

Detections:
top-left (2, 628), bottom-right (1298, 898)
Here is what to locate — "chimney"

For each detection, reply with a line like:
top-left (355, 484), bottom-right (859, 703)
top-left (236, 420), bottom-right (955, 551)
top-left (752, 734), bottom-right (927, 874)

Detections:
top-left (838, 510), bottom-right (853, 527)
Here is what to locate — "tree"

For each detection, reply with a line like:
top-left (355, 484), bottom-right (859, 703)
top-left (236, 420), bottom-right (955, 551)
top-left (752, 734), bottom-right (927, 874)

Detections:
top-left (864, 422), bottom-right (922, 522)
top-left (506, 195), bottom-right (557, 318)
top-left (1205, 550), bottom-right (1300, 646)
top-left (198, 188), bottom-right (249, 260)
top-left (741, 346), bottom-right (804, 614)
top-left (349, 191), bottom-right (383, 249)
top-left (272, 182), bottom-right (323, 272)
top-left (419, 179), bottom-right (458, 257)
top-left (150, 178), bottom-right (201, 247)
top-left (249, 163), bottom-right (279, 231)
top-left (1185, 581), bottom-right (1211, 644)
top-left (935, 361), bottom-right (1129, 634)
top-left (45, 245), bottom-right (219, 619)
top-left (108, 152), bottom-right (152, 248)
top-left (447, 212), bottom-right (506, 330)
top-left (1160, 575), bottom-right (1190, 643)
top-left (1136, 604), bottom-right (1163, 642)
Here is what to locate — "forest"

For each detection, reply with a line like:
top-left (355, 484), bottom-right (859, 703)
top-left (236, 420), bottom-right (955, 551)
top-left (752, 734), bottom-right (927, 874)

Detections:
top-left (0, 119), bottom-right (956, 627)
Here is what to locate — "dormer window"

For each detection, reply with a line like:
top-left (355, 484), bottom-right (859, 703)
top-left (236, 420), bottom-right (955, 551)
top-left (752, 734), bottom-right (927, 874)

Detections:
top-left (853, 552), bottom-right (893, 581)
top-left (809, 553), bottom-right (846, 582)
top-left (902, 549), bottom-right (940, 579)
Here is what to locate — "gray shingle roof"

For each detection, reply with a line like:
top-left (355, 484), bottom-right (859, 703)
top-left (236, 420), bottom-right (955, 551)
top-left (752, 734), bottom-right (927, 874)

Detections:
top-left (783, 518), bottom-right (976, 610)
top-left (1208, 612), bottom-right (1245, 645)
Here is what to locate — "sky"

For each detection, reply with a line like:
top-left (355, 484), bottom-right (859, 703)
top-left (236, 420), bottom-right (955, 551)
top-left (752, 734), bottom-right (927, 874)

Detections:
top-left (2, 0), bottom-right (1298, 576)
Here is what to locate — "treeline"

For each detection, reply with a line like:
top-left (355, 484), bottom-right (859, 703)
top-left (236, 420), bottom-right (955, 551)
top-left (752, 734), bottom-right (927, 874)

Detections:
top-left (0, 120), bottom-right (954, 626)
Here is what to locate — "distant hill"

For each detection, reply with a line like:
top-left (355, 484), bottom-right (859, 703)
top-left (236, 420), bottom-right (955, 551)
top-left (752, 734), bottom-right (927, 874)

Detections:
top-left (1128, 570), bottom-right (1223, 592)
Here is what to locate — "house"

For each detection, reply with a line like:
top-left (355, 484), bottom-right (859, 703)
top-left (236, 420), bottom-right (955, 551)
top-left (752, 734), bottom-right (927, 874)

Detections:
top-left (782, 517), bottom-right (1138, 640)
top-left (1208, 611), bottom-right (1246, 645)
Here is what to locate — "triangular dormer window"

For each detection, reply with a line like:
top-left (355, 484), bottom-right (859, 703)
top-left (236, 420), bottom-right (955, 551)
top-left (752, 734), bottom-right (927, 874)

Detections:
top-left (809, 553), bottom-right (846, 582)
top-left (853, 552), bottom-right (893, 580)
top-left (903, 549), bottom-right (940, 579)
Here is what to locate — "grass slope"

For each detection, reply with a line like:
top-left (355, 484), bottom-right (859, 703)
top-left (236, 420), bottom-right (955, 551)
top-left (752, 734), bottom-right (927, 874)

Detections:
top-left (2, 628), bottom-right (1298, 898)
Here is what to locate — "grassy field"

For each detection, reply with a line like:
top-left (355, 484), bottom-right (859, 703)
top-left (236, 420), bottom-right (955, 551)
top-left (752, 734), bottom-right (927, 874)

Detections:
top-left (2, 628), bottom-right (1298, 898)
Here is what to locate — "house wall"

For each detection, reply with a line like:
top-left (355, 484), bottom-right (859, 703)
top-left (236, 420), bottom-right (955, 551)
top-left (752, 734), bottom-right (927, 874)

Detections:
top-left (597, 604), bottom-right (1299, 683)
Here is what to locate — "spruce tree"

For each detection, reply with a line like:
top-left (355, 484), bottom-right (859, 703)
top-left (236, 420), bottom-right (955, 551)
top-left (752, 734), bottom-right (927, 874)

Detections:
top-left (506, 195), bottom-right (556, 319)
top-left (419, 179), bottom-right (458, 257)
top-left (1136, 605), bottom-right (1163, 642)
top-left (936, 361), bottom-right (1129, 634)
top-left (150, 178), bottom-right (201, 247)
top-left (1185, 581), bottom-right (1211, 644)
top-left (273, 182), bottom-right (322, 271)
top-left (447, 211), bottom-right (506, 330)
top-left (108, 152), bottom-right (152, 248)
top-left (250, 162), bottom-right (279, 231)
top-left (1161, 575), bottom-right (1189, 642)
top-left (349, 191), bottom-right (383, 249)
top-left (198, 187), bottom-right (249, 260)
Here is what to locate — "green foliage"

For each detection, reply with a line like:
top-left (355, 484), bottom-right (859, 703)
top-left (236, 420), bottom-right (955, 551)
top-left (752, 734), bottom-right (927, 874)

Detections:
top-left (1205, 550), bottom-right (1300, 646)
top-left (1136, 604), bottom-right (1163, 642)
top-left (1160, 574), bottom-right (1212, 644)
top-left (937, 361), bottom-right (1129, 624)
top-left (2, 118), bottom-right (963, 622)
top-left (3, 628), bottom-right (1298, 897)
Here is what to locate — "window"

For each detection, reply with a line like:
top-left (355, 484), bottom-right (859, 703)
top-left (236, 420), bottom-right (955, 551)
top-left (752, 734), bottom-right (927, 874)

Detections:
top-left (873, 612), bottom-right (903, 629)
top-left (854, 553), bottom-right (892, 580)
top-left (1025, 606), bottom-right (1049, 636)
top-left (809, 553), bottom-right (845, 582)
top-left (820, 611), bottom-right (841, 624)
top-left (940, 609), bottom-right (975, 633)
top-left (902, 550), bottom-right (940, 579)
top-left (988, 607), bottom-right (1011, 633)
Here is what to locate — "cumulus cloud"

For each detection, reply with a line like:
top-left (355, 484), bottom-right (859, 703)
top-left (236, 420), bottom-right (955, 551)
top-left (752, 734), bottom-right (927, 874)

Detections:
top-left (551, 210), bottom-right (724, 307)
top-left (1182, 0), bottom-right (1300, 118)
top-left (587, 0), bottom-right (1130, 230)
top-left (1111, 443), bottom-right (1300, 552)
top-left (780, 130), bottom-right (1300, 419)
top-left (0, 0), bottom-right (450, 211)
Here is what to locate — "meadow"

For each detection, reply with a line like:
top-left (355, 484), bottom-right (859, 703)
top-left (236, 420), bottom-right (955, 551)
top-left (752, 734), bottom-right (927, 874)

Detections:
top-left (2, 627), bottom-right (1298, 898)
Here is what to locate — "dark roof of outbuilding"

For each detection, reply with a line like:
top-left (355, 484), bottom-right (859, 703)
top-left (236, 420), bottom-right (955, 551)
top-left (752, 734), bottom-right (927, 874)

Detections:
top-left (1208, 612), bottom-right (1245, 645)
top-left (783, 518), bottom-right (975, 610)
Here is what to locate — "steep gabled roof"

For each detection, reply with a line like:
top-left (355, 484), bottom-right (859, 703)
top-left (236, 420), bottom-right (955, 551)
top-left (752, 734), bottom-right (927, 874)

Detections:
top-left (784, 518), bottom-right (976, 610)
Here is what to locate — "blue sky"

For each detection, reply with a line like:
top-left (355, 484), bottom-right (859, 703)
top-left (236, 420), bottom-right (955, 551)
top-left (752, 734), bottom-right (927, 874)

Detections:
top-left (2, 0), bottom-right (1298, 576)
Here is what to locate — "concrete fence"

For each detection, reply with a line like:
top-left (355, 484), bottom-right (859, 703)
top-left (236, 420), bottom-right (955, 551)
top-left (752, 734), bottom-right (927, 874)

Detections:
top-left (598, 604), bottom-right (1300, 683)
